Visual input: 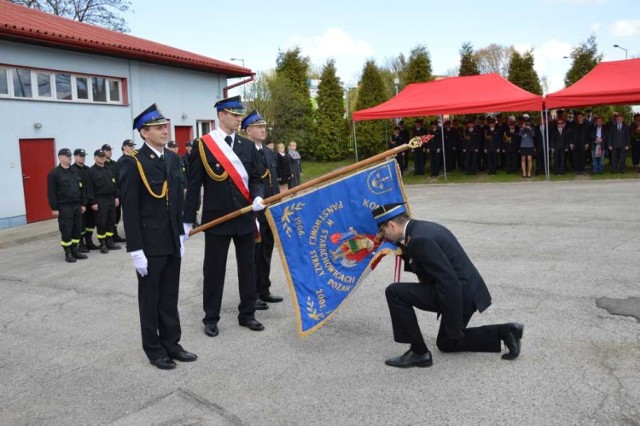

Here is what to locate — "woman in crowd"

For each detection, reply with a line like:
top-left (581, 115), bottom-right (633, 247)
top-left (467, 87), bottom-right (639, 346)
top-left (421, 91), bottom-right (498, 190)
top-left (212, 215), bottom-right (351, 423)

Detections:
top-left (276, 143), bottom-right (291, 192)
top-left (288, 141), bottom-right (302, 189)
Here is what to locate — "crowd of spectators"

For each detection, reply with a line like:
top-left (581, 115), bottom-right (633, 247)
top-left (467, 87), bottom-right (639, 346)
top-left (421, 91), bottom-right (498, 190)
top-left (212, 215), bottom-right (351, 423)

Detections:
top-left (389, 109), bottom-right (640, 177)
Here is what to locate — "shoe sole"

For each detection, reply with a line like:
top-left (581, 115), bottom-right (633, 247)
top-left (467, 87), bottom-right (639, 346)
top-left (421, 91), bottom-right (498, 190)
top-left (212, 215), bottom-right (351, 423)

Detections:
top-left (239, 324), bottom-right (265, 331)
top-left (385, 360), bottom-right (433, 368)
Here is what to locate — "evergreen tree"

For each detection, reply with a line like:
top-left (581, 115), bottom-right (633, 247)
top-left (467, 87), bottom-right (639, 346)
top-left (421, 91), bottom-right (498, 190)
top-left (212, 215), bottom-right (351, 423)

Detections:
top-left (270, 47), bottom-right (315, 157)
top-left (459, 42), bottom-right (480, 76)
top-left (564, 35), bottom-right (602, 87)
top-left (403, 45), bottom-right (433, 85)
top-left (315, 60), bottom-right (348, 161)
top-left (354, 60), bottom-right (389, 159)
top-left (508, 49), bottom-right (542, 95)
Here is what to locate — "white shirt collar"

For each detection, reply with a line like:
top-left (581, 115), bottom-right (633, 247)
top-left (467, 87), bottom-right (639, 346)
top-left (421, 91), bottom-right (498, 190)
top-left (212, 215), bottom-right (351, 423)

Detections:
top-left (403, 219), bottom-right (411, 241)
top-left (145, 142), bottom-right (164, 157)
top-left (213, 128), bottom-right (236, 148)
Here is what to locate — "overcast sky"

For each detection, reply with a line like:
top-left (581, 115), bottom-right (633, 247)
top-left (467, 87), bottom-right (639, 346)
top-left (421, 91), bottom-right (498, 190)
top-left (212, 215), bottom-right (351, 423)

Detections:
top-left (126, 0), bottom-right (639, 94)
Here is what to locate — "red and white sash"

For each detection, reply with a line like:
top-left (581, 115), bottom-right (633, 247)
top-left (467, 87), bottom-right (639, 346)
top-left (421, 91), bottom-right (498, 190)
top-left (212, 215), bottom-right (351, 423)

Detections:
top-left (201, 132), bottom-right (251, 202)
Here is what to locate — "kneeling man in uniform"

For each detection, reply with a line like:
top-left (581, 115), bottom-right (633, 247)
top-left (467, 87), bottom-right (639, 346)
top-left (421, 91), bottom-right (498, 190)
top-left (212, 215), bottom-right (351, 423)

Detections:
top-left (373, 203), bottom-right (524, 368)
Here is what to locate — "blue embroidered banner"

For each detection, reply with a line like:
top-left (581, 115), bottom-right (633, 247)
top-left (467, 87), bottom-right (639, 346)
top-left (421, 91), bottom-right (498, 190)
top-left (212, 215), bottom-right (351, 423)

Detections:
top-left (266, 159), bottom-right (409, 337)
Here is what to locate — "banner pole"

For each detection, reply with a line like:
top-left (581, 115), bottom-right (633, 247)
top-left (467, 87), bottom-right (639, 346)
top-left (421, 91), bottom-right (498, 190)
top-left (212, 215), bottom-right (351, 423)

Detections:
top-left (189, 137), bottom-right (426, 236)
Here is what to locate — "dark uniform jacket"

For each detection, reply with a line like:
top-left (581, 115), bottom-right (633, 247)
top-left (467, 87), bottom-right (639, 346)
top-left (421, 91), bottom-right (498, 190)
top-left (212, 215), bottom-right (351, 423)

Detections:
top-left (502, 128), bottom-right (521, 152)
top-left (254, 144), bottom-right (280, 225)
top-left (608, 123), bottom-right (630, 148)
top-left (118, 144), bottom-right (184, 256)
top-left (550, 126), bottom-right (570, 151)
top-left (462, 128), bottom-right (480, 151)
top-left (426, 129), bottom-right (441, 153)
top-left (570, 122), bottom-right (591, 149)
top-left (47, 165), bottom-right (86, 210)
top-left (534, 125), bottom-right (548, 151)
top-left (484, 127), bottom-right (502, 151)
top-left (184, 133), bottom-right (264, 235)
top-left (89, 164), bottom-right (119, 197)
top-left (71, 163), bottom-right (94, 206)
top-left (402, 220), bottom-right (492, 333)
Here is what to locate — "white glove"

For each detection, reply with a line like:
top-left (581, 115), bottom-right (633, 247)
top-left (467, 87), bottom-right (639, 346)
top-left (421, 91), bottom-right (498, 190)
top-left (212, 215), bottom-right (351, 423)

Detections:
top-left (131, 250), bottom-right (148, 277)
top-left (252, 196), bottom-right (266, 212)
top-left (183, 223), bottom-right (193, 241)
top-left (179, 235), bottom-right (186, 258)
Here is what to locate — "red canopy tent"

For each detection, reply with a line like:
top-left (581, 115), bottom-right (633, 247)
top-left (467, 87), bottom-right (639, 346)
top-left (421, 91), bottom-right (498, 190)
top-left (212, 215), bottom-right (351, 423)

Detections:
top-left (352, 73), bottom-right (543, 121)
top-left (545, 59), bottom-right (640, 108)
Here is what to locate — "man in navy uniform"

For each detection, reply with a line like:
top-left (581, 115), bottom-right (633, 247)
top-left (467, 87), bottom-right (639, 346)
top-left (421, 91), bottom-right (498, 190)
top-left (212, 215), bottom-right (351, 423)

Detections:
top-left (119, 104), bottom-right (197, 370)
top-left (372, 203), bottom-right (524, 368)
top-left (71, 148), bottom-right (96, 252)
top-left (183, 96), bottom-right (266, 337)
top-left (47, 148), bottom-right (89, 263)
top-left (88, 149), bottom-right (121, 253)
top-left (242, 110), bottom-right (283, 308)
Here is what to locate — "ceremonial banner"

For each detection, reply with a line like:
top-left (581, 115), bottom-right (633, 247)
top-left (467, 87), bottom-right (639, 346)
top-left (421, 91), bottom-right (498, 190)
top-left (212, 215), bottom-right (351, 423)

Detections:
top-left (266, 159), bottom-right (409, 337)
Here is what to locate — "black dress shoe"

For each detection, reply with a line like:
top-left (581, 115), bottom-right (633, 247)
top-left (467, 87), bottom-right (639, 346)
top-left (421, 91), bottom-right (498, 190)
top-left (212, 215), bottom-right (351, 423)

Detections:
top-left (385, 350), bottom-right (433, 368)
top-left (261, 294), bottom-right (283, 303)
top-left (239, 319), bottom-right (265, 331)
top-left (169, 350), bottom-right (198, 362)
top-left (149, 356), bottom-right (176, 370)
top-left (204, 323), bottom-right (219, 337)
top-left (501, 322), bottom-right (524, 360)
top-left (256, 299), bottom-right (269, 310)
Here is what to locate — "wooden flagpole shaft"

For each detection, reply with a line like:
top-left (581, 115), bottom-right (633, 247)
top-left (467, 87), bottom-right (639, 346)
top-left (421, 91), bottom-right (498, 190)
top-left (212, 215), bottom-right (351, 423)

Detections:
top-left (189, 137), bottom-right (428, 236)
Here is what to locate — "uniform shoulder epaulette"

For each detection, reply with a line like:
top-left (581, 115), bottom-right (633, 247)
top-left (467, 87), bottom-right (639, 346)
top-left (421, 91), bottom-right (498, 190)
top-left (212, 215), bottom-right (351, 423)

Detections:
top-left (130, 149), bottom-right (139, 156)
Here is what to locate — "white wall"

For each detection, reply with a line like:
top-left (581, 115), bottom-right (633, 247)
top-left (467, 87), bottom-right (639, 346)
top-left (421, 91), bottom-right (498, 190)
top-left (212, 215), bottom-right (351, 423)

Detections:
top-left (0, 40), bottom-right (226, 228)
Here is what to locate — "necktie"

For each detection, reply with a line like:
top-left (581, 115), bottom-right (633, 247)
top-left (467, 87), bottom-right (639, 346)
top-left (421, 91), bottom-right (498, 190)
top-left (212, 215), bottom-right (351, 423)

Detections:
top-left (225, 136), bottom-right (233, 146)
top-left (618, 124), bottom-right (621, 131)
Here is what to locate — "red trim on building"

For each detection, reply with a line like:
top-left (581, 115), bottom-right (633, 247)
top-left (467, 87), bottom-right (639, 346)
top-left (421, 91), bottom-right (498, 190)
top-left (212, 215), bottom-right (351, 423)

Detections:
top-left (0, 1), bottom-right (253, 77)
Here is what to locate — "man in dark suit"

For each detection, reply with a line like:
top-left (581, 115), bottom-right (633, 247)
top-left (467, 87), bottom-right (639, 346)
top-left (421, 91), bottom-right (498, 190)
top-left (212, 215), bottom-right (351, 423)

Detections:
top-left (608, 114), bottom-right (630, 173)
top-left (241, 110), bottom-right (283, 308)
top-left (550, 119), bottom-right (570, 174)
top-left (118, 104), bottom-right (197, 370)
top-left (372, 203), bottom-right (523, 368)
top-left (183, 96), bottom-right (265, 337)
top-left (462, 118), bottom-right (480, 175)
top-left (534, 116), bottom-right (548, 176)
top-left (412, 119), bottom-right (427, 175)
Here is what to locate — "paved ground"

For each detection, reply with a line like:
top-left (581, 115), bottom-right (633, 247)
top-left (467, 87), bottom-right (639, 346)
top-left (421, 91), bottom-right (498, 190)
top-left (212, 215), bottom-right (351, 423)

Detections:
top-left (1, 180), bottom-right (639, 425)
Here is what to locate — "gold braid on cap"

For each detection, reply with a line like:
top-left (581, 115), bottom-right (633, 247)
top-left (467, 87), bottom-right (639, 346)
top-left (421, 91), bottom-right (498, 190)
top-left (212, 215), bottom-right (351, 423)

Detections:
top-left (132, 153), bottom-right (168, 200)
top-left (199, 138), bottom-right (228, 181)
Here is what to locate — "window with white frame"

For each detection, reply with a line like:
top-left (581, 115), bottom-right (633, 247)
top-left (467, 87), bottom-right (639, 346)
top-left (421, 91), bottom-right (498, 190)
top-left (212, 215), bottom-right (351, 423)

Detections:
top-left (197, 120), bottom-right (215, 137)
top-left (0, 66), bottom-right (124, 104)
top-left (0, 67), bottom-right (8, 96)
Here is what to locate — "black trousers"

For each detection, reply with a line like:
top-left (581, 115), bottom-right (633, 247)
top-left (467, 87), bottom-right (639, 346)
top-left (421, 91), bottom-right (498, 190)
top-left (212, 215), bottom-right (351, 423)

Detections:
top-left (203, 232), bottom-right (256, 325)
top-left (413, 149), bottom-right (425, 175)
top-left (385, 282), bottom-right (501, 353)
top-left (457, 148), bottom-right (465, 171)
top-left (94, 196), bottom-right (116, 239)
top-left (138, 254), bottom-right (183, 360)
top-left (255, 223), bottom-right (275, 299)
top-left (464, 150), bottom-right (477, 174)
top-left (535, 149), bottom-right (546, 175)
top-left (58, 204), bottom-right (82, 246)
top-left (505, 151), bottom-right (518, 173)
top-left (486, 151), bottom-right (498, 174)
top-left (610, 147), bottom-right (627, 172)
top-left (571, 147), bottom-right (586, 173)
top-left (632, 140), bottom-right (640, 166)
top-left (554, 149), bottom-right (566, 174)
top-left (81, 206), bottom-right (94, 236)
top-left (429, 151), bottom-right (440, 176)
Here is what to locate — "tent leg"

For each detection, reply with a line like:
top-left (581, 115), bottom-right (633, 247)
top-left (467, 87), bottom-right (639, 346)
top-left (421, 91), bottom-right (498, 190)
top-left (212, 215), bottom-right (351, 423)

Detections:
top-left (440, 115), bottom-right (447, 181)
top-left (544, 109), bottom-right (550, 180)
top-left (352, 121), bottom-right (359, 163)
